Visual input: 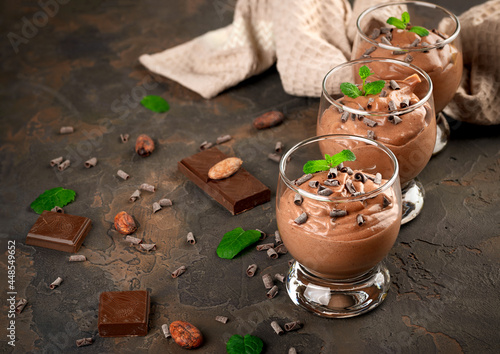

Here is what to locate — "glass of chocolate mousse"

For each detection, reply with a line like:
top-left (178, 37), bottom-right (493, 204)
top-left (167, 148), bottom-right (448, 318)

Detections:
top-left (277, 134), bottom-right (402, 318)
top-left (317, 58), bottom-right (435, 224)
top-left (352, 1), bottom-right (462, 155)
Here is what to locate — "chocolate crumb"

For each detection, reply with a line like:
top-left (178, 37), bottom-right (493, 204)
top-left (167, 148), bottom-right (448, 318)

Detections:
top-left (369, 28), bottom-right (380, 39)
top-left (270, 321), bottom-right (284, 335)
top-left (285, 321), bottom-right (303, 332)
top-left (171, 265), bottom-right (186, 278)
top-left (400, 98), bottom-right (410, 108)
top-left (363, 117), bottom-right (378, 127)
top-left (295, 174), bottom-right (313, 186)
top-left (404, 54), bottom-right (414, 63)
top-left (294, 212), bottom-right (308, 225)
top-left (262, 274), bottom-right (274, 289)
top-left (266, 285), bottom-right (279, 299)
top-left (330, 209), bottom-right (347, 218)
top-left (216, 134), bottom-right (232, 144)
top-left (340, 111), bottom-right (349, 123)
top-left (215, 316), bottom-right (228, 324)
top-left (367, 130), bottom-right (375, 140)
top-left (389, 80), bottom-right (400, 90)
top-left (357, 214), bottom-right (365, 226)
top-left (246, 264), bottom-right (258, 277)
top-left (294, 193), bottom-right (303, 205)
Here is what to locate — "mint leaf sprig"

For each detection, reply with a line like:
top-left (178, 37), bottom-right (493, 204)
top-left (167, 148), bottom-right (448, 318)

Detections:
top-left (340, 65), bottom-right (385, 99)
top-left (387, 11), bottom-right (430, 37)
top-left (216, 228), bottom-right (261, 259)
top-left (303, 149), bottom-right (356, 174)
top-left (226, 334), bottom-right (264, 354)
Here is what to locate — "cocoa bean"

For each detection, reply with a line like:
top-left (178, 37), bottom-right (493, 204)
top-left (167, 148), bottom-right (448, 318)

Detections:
top-left (169, 321), bottom-right (203, 349)
top-left (253, 111), bottom-right (284, 130)
top-left (135, 134), bottom-right (155, 157)
top-left (208, 157), bottom-right (242, 180)
top-left (114, 211), bottom-right (137, 235)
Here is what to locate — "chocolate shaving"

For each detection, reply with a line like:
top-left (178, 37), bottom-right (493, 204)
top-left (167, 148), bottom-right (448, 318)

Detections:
top-left (275, 273), bottom-right (285, 283)
top-left (246, 264), bottom-right (258, 277)
top-left (380, 90), bottom-right (388, 98)
top-left (363, 117), bottom-right (378, 127)
top-left (262, 274), bottom-right (274, 289)
top-left (15, 299), bottom-right (28, 314)
top-left (139, 183), bottom-right (155, 192)
top-left (271, 321), bottom-right (284, 335)
top-left (84, 157), bottom-right (97, 168)
top-left (120, 133), bottom-right (129, 143)
top-left (216, 134), bottom-right (232, 144)
top-left (400, 98), bottom-right (410, 108)
top-left (388, 115), bottom-right (403, 125)
top-left (288, 259), bottom-right (295, 267)
top-left (275, 230), bottom-right (282, 244)
top-left (294, 212), bottom-right (308, 225)
top-left (295, 174), bottom-right (313, 186)
top-left (58, 159), bottom-right (70, 171)
top-left (308, 180), bottom-right (319, 188)
top-left (267, 248), bottom-right (279, 259)
top-left (385, 31), bottom-right (393, 41)
top-left (50, 156), bottom-right (63, 167)
top-left (364, 46), bottom-right (377, 56)
top-left (317, 188), bottom-right (333, 196)
top-left (356, 214), bottom-right (366, 226)
top-left (340, 166), bottom-right (353, 175)
top-left (367, 130), bottom-right (375, 140)
top-left (367, 98), bottom-right (374, 109)
top-left (392, 50), bottom-right (406, 55)
top-left (380, 27), bottom-right (391, 34)
top-left (129, 189), bottom-right (141, 202)
top-left (186, 232), bottom-right (196, 244)
top-left (275, 141), bottom-right (284, 153)
top-left (337, 106), bottom-right (344, 113)
top-left (274, 243), bottom-right (288, 255)
top-left (125, 236), bottom-right (142, 244)
top-left (256, 243), bottom-right (274, 251)
top-left (330, 209), bottom-right (347, 218)
top-left (404, 54), bottom-right (414, 63)
top-left (215, 315), bottom-right (228, 324)
top-left (369, 28), bottom-right (380, 39)
top-left (345, 180), bottom-right (357, 194)
top-left (289, 348), bottom-right (298, 354)
top-left (285, 321), bottom-right (303, 332)
top-left (161, 324), bottom-right (171, 338)
top-left (327, 168), bottom-right (337, 179)
top-left (383, 195), bottom-right (392, 208)
top-left (69, 255), bottom-right (86, 262)
top-left (76, 338), bottom-right (93, 347)
top-left (435, 38), bottom-right (445, 49)
top-left (389, 80), bottom-right (400, 90)
top-left (340, 111), bottom-right (349, 123)
top-left (256, 229), bottom-right (267, 240)
top-left (140, 243), bottom-right (157, 251)
top-left (388, 100), bottom-right (397, 111)
top-left (324, 179), bottom-right (340, 187)
top-left (171, 265), bottom-right (186, 278)
top-left (381, 36), bottom-right (392, 46)
top-left (152, 202), bottom-right (162, 213)
top-left (51, 206), bottom-right (64, 213)
top-left (268, 153), bottom-right (281, 163)
top-left (159, 198), bottom-right (172, 207)
top-left (374, 172), bottom-right (382, 185)
top-left (354, 172), bottom-right (367, 183)
top-left (410, 38), bottom-right (421, 47)
top-left (60, 126), bottom-right (74, 134)
top-left (117, 170), bottom-right (130, 180)
top-left (199, 141), bottom-right (213, 151)
top-left (266, 285), bottom-right (279, 299)
top-left (293, 193), bottom-right (303, 206)
top-left (432, 28), bottom-right (448, 39)
top-left (49, 277), bottom-right (63, 289)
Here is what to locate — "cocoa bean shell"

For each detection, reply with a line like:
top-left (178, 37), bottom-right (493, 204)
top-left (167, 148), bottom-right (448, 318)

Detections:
top-left (169, 321), bottom-right (203, 349)
top-left (114, 211), bottom-right (137, 235)
top-left (253, 111), bottom-right (284, 130)
top-left (135, 134), bottom-right (155, 157)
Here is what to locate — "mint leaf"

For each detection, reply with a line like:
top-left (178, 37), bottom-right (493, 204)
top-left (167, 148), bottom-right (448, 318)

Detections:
top-left (303, 160), bottom-right (330, 174)
top-left (401, 12), bottom-right (410, 25)
top-left (358, 65), bottom-right (372, 80)
top-left (328, 149), bottom-right (356, 167)
top-left (140, 95), bottom-right (170, 113)
top-left (340, 83), bottom-right (362, 99)
top-left (364, 80), bottom-right (386, 96)
top-left (409, 26), bottom-right (429, 37)
top-left (217, 228), bottom-right (261, 259)
top-left (30, 187), bottom-right (76, 214)
top-left (387, 17), bottom-right (405, 29)
top-left (226, 334), bottom-right (264, 354)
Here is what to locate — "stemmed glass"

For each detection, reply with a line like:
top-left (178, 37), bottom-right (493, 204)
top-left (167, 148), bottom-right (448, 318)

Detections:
top-left (277, 134), bottom-right (402, 318)
top-left (352, 1), bottom-right (462, 155)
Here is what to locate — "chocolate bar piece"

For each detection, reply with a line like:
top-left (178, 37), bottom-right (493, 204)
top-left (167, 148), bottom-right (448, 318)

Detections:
top-left (178, 147), bottom-right (271, 215)
top-left (26, 211), bottom-right (91, 253)
top-left (98, 290), bottom-right (150, 337)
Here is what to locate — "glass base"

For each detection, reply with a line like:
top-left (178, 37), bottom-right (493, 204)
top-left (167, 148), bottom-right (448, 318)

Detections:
top-left (401, 178), bottom-right (425, 224)
top-left (432, 112), bottom-right (450, 156)
top-left (286, 262), bottom-right (390, 318)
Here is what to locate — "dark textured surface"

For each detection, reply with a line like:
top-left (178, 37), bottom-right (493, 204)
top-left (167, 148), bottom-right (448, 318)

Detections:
top-left (0, 0), bottom-right (499, 353)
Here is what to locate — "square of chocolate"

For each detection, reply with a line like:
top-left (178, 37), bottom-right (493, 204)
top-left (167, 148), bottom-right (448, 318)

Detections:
top-left (98, 290), bottom-right (150, 337)
top-left (26, 211), bottom-right (91, 253)
top-left (178, 147), bottom-right (271, 215)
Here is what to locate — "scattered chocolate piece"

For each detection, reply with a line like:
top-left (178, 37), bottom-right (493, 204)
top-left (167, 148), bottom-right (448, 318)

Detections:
top-left (266, 285), bottom-right (279, 299)
top-left (246, 264), bottom-right (258, 277)
top-left (274, 244), bottom-right (288, 255)
top-left (383, 195), bottom-right (392, 208)
top-left (129, 189), bottom-right (141, 202)
top-left (285, 321), bottom-right (303, 332)
top-left (367, 130), bottom-right (375, 140)
top-left (267, 248), bottom-right (279, 259)
top-left (392, 50), bottom-right (406, 55)
top-left (270, 321), bottom-right (284, 335)
top-left (380, 27), bottom-right (391, 34)
top-left (340, 111), bottom-right (349, 123)
top-left (404, 54), bottom-right (414, 63)
top-left (380, 90), bottom-right (388, 98)
top-left (289, 348), bottom-right (297, 354)
top-left (117, 170), bottom-right (130, 180)
top-left (199, 141), bottom-right (213, 151)
top-left (374, 173), bottom-right (382, 185)
top-left (294, 212), bottom-right (308, 225)
top-left (356, 214), bottom-right (366, 226)
top-left (69, 255), bottom-right (86, 262)
top-left (324, 179), bottom-right (340, 187)
top-left (389, 80), bottom-right (400, 90)
top-left (293, 193), bottom-right (303, 206)
top-left (125, 235), bottom-right (142, 245)
top-left (275, 273), bottom-right (285, 283)
top-left (162, 323), bottom-right (171, 338)
top-left (135, 134), bottom-right (155, 157)
top-left (50, 156), bottom-right (63, 167)
top-left (139, 183), bottom-right (155, 192)
top-left (367, 98), bottom-right (374, 109)
top-left (60, 126), bottom-right (74, 134)
top-left (275, 230), bottom-right (282, 244)
top-left (76, 337), bottom-right (93, 347)
top-left (216, 134), bottom-right (232, 144)
top-left (388, 100), bottom-right (397, 112)
top-left (140, 243), bottom-right (156, 251)
top-left (364, 46), bottom-right (377, 56)
top-left (340, 166), bottom-right (353, 175)
top-left (215, 316), bottom-right (228, 324)
top-left (345, 180), bottom-right (357, 194)
top-left (400, 98), bottom-right (410, 108)
top-left (336, 106), bottom-right (344, 113)
top-left (385, 31), bottom-right (393, 41)
top-left (330, 209), bottom-right (347, 218)
top-left (318, 188), bottom-right (333, 196)
top-left (58, 159), bottom-right (70, 171)
top-left (381, 36), bottom-right (392, 46)
top-left (363, 117), bottom-right (378, 127)
top-left (171, 266), bottom-right (187, 278)
top-left (327, 168), bottom-right (337, 179)
top-left (354, 172), bottom-right (367, 183)
top-left (369, 28), bottom-right (380, 39)
top-left (84, 157), bottom-right (97, 168)
top-left (152, 202), bottom-right (162, 213)
top-left (15, 299), bottom-right (28, 314)
top-left (120, 133), bottom-right (129, 143)
top-left (410, 38), bottom-right (421, 47)
top-left (253, 111), bottom-right (284, 130)
top-left (275, 141), bottom-right (284, 153)
top-left (256, 229), bottom-right (267, 240)
top-left (262, 274), bottom-right (274, 289)
top-left (435, 38), bottom-right (445, 49)
top-left (159, 198), bottom-right (173, 207)
top-left (268, 153), bottom-right (281, 163)
top-left (49, 276), bottom-right (63, 289)
top-left (186, 232), bottom-right (196, 244)
top-left (288, 259), bottom-right (295, 267)
top-left (295, 174), bottom-right (313, 186)
top-left (388, 115), bottom-right (403, 125)
top-left (51, 206), bottom-right (64, 213)
top-left (308, 180), bottom-right (319, 188)
top-left (351, 113), bottom-right (358, 121)
top-left (256, 243), bottom-right (274, 251)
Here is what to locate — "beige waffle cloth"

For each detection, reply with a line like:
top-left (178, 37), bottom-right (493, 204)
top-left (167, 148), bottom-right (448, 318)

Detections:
top-left (140, 0), bottom-right (500, 125)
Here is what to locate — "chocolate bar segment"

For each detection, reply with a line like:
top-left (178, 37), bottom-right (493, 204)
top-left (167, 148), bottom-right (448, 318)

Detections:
top-left (26, 211), bottom-right (91, 253)
top-left (178, 147), bottom-right (271, 215)
top-left (98, 290), bottom-right (150, 337)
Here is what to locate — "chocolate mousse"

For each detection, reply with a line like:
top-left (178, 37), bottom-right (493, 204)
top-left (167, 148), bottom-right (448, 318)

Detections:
top-left (277, 169), bottom-right (400, 280)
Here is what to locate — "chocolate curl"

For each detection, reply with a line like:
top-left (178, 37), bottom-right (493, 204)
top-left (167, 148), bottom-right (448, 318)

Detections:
top-left (49, 277), bottom-right (63, 289)
top-left (186, 232), bottom-right (196, 244)
top-left (389, 80), bottom-right (400, 90)
top-left (266, 285), bottom-right (279, 299)
top-left (275, 273), bottom-right (285, 283)
top-left (268, 153), bottom-right (281, 163)
top-left (171, 265), bottom-right (186, 278)
top-left (152, 202), bottom-right (162, 213)
top-left (199, 141), bottom-right (213, 151)
top-left (293, 193), bottom-right (303, 206)
top-left (50, 156), bottom-right (63, 167)
top-left (289, 348), bottom-right (297, 354)
top-left (139, 183), bottom-right (155, 192)
top-left (256, 229), bottom-right (267, 240)
top-left (76, 337), bottom-right (94, 347)
top-left (161, 324), bottom-right (171, 338)
top-left (295, 174), bottom-right (313, 186)
top-left (58, 160), bottom-right (70, 171)
top-left (15, 299), bottom-right (28, 314)
top-left (69, 255), bottom-right (86, 262)
top-left (117, 169), bottom-right (130, 180)
top-left (159, 198), bottom-right (172, 207)
top-left (383, 195), bottom-right (392, 208)
top-left (51, 206), bottom-right (64, 213)
top-left (275, 141), bottom-right (283, 153)
top-left (267, 248), bottom-right (278, 259)
top-left (246, 264), bottom-right (258, 277)
top-left (256, 243), bottom-right (274, 251)
top-left (288, 259), bottom-right (295, 267)
top-left (284, 320), bottom-right (303, 332)
top-left (129, 189), bottom-right (141, 202)
top-left (357, 214), bottom-right (366, 226)
top-left (262, 274), bottom-right (274, 289)
top-left (84, 157), bottom-right (97, 168)
top-left (274, 244), bottom-right (288, 255)
top-left (274, 230), bottom-right (282, 244)
top-left (294, 212), bottom-right (308, 225)
top-left (125, 236), bottom-right (142, 245)
top-left (216, 134), bottom-right (232, 144)
top-left (215, 316), bottom-right (228, 324)
top-left (60, 126), bottom-right (74, 134)
top-left (140, 243), bottom-right (157, 251)
top-left (270, 321), bottom-right (284, 335)
top-left (120, 133), bottom-right (129, 143)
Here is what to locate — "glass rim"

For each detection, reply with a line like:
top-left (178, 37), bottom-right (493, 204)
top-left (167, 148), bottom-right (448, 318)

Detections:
top-left (356, 0), bottom-right (461, 52)
top-left (279, 134), bottom-right (400, 203)
top-left (321, 57), bottom-right (434, 116)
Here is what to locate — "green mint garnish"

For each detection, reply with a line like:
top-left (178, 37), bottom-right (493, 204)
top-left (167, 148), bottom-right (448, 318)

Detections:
top-left (386, 12), bottom-right (429, 37)
top-left (140, 95), bottom-right (170, 113)
top-left (340, 65), bottom-right (385, 98)
top-left (30, 187), bottom-right (76, 214)
top-left (216, 228), bottom-right (261, 259)
top-left (303, 149), bottom-right (356, 174)
top-left (226, 334), bottom-right (264, 354)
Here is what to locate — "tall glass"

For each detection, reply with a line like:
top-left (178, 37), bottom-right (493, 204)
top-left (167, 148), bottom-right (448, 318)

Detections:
top-left (352, 1), bottom-right (462, 154)
top-left (277, 134), bottom-right (402, 318)
top-left (317, 58), bottom-right (435, 223)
